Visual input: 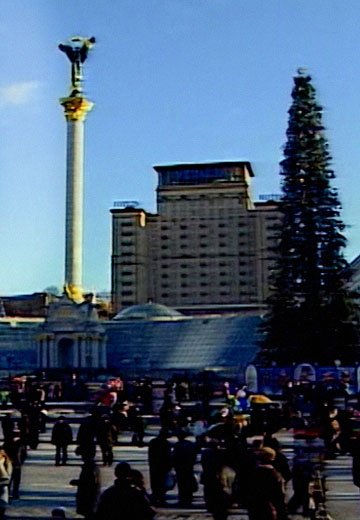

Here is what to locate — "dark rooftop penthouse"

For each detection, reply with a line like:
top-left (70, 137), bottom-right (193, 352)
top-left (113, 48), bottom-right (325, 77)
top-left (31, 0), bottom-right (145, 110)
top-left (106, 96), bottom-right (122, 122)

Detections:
top-left (153, 160), bottom-right (254, 187)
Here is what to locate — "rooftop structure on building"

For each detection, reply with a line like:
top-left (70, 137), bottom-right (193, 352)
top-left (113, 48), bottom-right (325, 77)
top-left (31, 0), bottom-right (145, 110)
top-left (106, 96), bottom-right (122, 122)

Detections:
top-left (0, 293), bottom-right (56, 318)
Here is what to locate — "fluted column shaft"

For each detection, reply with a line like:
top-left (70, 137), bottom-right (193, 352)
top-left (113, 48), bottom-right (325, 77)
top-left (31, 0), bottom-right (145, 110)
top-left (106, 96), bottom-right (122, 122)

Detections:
top-left (60, 96), bottom-right (93, 291)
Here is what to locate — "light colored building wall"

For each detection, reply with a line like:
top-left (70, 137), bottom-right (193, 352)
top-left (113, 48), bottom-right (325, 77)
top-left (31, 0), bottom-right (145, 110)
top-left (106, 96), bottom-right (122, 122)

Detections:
top-left (111, 162), bottom-right (280, 314)
top-left (111, 209), bottom-right (148, 312)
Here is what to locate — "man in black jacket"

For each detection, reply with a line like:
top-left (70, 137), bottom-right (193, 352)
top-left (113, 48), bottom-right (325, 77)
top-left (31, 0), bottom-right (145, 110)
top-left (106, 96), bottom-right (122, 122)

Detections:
top-left (51, 416), bottom-right (73, 466)
top-left (148, 429), bottom-right (173, 505)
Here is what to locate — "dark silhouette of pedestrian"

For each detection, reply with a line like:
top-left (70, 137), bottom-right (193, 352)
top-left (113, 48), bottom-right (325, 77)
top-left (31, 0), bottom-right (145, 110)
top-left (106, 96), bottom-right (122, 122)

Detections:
top-left (173, 430), bottom-right (197, 506)
top-left (76, 416), bottom-right (97, 462)
top-left (263, 437), bottom-right (292, 483)
top-left (51, 416), bottom-right (73, 466)
top-left (128, 406), bottom-right (145, 447)
top-left (1, 415), bottom-right (14, 444)
top-left (148, 429), bottom-right (172, 505)
top-left (223, 436), bottom-right (257, 508)
top-left (201, 439), bottom-right (233, 520)
top-left (27, 404), bottom-right (41, 450)
top-left (96, 415), bottom-right (115, 466)
top-left (351, 436), bottom-right (360, 493)
top-left (3, 430), bottom-right (26, 499)
top-left (17, 413), bottom-right (30, 449)
top-left (159, 398), bottom-right (176, 435)
top-left (287, 447), bottom-right (313, 516)
top-left (96, 462), bottom-right (155, 520)
top-left (129, 469), bottom-right (155, 516)
top-left (247, 447), bottom-right (288, 520)
top-left (71, 457), bottom-right (101, 519)
top-left (51, 507), bottom-right (66, 519)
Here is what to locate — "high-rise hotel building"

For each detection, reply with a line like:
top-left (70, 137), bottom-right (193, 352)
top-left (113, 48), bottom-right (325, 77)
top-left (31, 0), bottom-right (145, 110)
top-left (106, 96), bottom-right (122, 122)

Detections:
top-left (111, 161), bottom-right (280, 314)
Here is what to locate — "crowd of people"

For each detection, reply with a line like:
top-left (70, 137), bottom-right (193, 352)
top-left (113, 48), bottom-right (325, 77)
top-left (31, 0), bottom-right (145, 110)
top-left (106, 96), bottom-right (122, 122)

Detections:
top-left (0, 373), bottom-right (359, 518)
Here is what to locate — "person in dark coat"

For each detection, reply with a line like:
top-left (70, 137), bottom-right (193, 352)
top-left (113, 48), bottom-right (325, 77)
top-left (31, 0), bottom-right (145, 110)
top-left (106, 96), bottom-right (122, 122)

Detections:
top-left (1, 415), bottom-right (14, 444)
top-left (3, 430), bottom-right (26, 499)
top-left (263, 437), bottom-right (292, 483)
top-left (287, 447), bottom-right (313, 516)
top-left (128, 406), bottom-right (145, 447)
top-left (223, 436), bottom-right (257, 508)
top-left (148, 429), bottom-right (173, 505)
top-left (51, 508), bottom-right (66, 519)
top-left (27, 403), bottom-right (41, 450)
top-left (159, 399), bottom-right (177, 435)
top-left (173, 430), bottom-right (197, 506)
top-left (247, 447), bottom-right (288, 520)
top-left (129, 469), bottom-right (156, 517)
top-left (17, 414), bottom-right (30, 449)
top-left (95, 462), bottom-right (156, 520)
top-left (96, 415), bottom-right (115, 466)
top-left (76, 416), bottom-right (97, 462)
top-left (201, 440), bottom-right (232, 520)
top-left (51, 416), bottom-right (73, 466)
top-left (351, 435), bottom-right (360, 506)
top-left (70, 457), bottom-right (101, 519)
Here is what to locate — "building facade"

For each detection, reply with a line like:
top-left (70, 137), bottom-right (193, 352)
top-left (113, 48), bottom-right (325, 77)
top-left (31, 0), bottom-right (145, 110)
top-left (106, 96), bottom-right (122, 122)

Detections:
top-left (36, 292), bottom-right (106, 370)
top-left (111, 161), bottom-right (280, 314)
top-left (0, 301), bottom-right (261, 380)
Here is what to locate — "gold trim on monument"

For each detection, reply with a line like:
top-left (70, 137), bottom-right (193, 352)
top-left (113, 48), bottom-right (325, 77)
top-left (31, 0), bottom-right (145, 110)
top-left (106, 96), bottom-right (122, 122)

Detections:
top-left (60, 96), bottom-right (93, 121)
top-left (64, 283), bottom-right (84, 303)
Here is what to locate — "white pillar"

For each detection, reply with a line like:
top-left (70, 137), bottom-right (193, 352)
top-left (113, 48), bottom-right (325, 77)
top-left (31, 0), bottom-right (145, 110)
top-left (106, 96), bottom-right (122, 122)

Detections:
top-left (60, 97), bottom-right (93, 292)
top-left (65, 119), bottom-right (84, 288)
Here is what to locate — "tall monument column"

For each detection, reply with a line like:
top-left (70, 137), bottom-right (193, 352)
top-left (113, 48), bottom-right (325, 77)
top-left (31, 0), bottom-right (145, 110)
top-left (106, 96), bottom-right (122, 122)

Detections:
top-left (59, 36), bottom-right (95, 295)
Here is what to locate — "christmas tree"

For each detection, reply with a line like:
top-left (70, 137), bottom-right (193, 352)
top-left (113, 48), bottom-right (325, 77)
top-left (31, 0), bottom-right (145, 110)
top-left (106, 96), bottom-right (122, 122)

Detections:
top-left (260, 69), bottom-right (358, 365)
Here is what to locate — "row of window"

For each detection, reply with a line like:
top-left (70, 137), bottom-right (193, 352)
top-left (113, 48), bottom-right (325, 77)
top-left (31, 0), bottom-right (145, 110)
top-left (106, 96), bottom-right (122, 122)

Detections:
top-left (161, 242), bottom-right (248, 250)
top-left (160, 275), bottom-right (251, 284)
top-left (161, 261), bottom-right (231, 268)
top-left (119, 279), bottom-right (252, 291)
top-left (161, 292), bottom-right (232, 298)
top-left (157, 253), bottom-right (250, 259)
top-left (160, 222), bottom-right (249, 230)
top-left (119, 266), bottom-right (249, 276)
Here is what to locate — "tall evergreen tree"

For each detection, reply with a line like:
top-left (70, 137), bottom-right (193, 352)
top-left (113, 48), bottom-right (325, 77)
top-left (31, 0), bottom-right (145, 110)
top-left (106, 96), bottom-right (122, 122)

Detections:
top-left (260, 69), bottom-right (359, 365)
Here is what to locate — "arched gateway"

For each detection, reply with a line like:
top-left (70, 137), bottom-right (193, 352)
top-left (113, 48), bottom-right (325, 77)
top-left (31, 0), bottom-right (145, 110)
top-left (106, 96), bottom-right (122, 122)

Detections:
top-left (36, 292), bottom-right (106, 370)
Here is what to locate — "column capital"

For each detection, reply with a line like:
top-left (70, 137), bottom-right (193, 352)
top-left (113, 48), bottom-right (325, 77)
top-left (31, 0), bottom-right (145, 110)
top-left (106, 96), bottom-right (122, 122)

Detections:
top-left (60, 96), bottom-right (93, 122)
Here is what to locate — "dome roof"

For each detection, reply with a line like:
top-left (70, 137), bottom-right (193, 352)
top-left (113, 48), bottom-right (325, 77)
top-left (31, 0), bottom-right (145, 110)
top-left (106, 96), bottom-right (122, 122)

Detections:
top-left (113, 302), bottom-right (184, 321)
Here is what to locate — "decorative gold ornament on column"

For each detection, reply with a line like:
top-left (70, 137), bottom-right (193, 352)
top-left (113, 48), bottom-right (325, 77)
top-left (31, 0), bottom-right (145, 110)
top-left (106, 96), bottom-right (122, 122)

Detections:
top-left (60, 96), bottom-right (93, 122)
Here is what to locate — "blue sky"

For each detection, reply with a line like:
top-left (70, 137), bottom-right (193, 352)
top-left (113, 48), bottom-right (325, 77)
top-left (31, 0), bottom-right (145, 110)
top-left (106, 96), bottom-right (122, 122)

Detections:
top-left (1, 0), bottom-right (360, 295)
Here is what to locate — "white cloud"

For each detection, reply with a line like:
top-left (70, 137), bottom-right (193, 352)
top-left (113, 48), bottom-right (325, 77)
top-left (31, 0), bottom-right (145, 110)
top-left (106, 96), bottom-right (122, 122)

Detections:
top-left (0, 81), bottom-right (41, 107)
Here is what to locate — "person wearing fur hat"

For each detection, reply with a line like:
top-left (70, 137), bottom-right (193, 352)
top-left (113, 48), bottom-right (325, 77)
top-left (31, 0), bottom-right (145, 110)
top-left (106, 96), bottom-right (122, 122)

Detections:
top-left (247, 447), bottom-right (288, 520)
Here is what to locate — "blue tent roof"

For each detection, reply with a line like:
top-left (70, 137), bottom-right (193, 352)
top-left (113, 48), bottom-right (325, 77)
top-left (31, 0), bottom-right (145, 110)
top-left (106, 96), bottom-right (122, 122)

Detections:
top-left (106, 314), bottom-right (262, 377)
